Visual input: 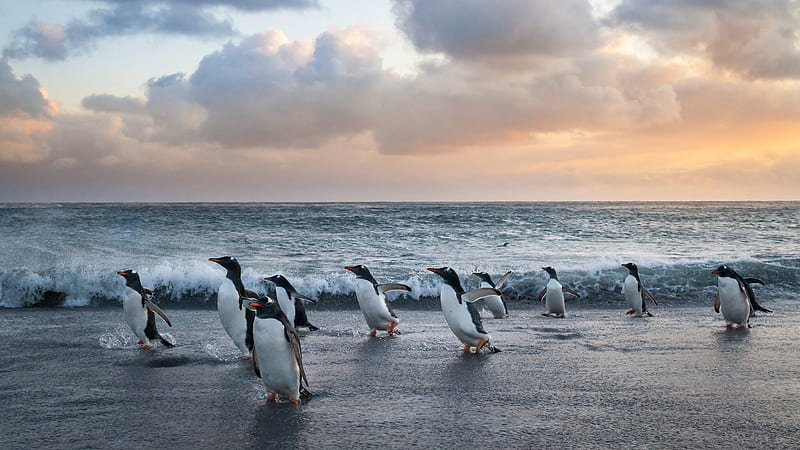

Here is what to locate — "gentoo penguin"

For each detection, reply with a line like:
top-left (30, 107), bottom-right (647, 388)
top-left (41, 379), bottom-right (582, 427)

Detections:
top-left (712, 265), bottom-right (771, 328)
top-left (344, 265), bottom-right (411, 336)
top-left (116, 270), bottom-right (174, 349)
top-left (209, 256), bottom-right (259, 358)
top-left (428, 267), bottom-right (502, 353)
top-left (471, 271), bottom-right (512, 318)
top-left (265, 275), bottom-right (319, 331)
top-left (245, 297), bottom-right (310, 404)
top-left (537, 266), bottom-right (580, 318)
top-left (621, 263), bottom-right (658, 317)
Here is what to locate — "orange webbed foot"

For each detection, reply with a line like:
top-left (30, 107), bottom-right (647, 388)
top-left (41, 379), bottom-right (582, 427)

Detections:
top-left (137, 340), bottom-right (144, 345)
top-left (626, 309), bottom-right (635, 315)
top-left (462, 344), bottom-right (471, 353)
top-left (288, 397), bottom-right (300, 405)
top-left (388, 322), bottom-right (399, 335)
top-left (369, 330), bottom-right (377, 337)
top-left (267, 394), bottom-right (277, 403)
top-left (476, 339), bottom-right (488, 353)
top-left (141, 344), bottom-right (151, 350)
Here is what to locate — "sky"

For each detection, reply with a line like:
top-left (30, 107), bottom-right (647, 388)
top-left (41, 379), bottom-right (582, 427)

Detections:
top-left (0, 0), bottom-right (799, 202)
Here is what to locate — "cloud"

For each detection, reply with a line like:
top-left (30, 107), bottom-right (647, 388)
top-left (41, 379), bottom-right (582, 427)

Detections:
top-left (609, 0), bottom-right (800, 80)
top-left (81, 94), bottom-right (148, 115)
top-left (392, 0), bottom-right (602, 62)
top-left (2, 0), bottom-right (319, 61)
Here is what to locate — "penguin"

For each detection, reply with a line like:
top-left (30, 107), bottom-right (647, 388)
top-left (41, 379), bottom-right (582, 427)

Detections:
top-left (712, 265), bottom-right (771, 328)
top-left (344, 265), bottom-right (411, 336)
top-left (621, 263), bottom-right (658, 317)
top-left (209, 256), bottom-right (259, 358)
top-left (116, 270), bottom-right (174, 349)
top-left (471, 271), bottom-right (512, 318)
top-left (428, 267), bottom-right (502, 353)
top-left (537, 266), bottom-right (580, 318)
top-left (245, 297), bottom-right (310, 404)
top-left (264, 275), bottom-right (319, 331)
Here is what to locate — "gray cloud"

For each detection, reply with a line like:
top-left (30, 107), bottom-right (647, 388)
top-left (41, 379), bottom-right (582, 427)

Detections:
top-left (0, 59), bottom-right (54, 117)
top-left (609, 0), bottom-right (800, 80)
top-left (3, 0), bottom-right (318, 61)
top-left (392, 0), bottom-right (602, 61)
top-left (82, 94), bottom-right (148, 115)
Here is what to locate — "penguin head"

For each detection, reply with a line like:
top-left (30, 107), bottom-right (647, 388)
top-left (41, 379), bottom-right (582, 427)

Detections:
top-left (428, 267), bottom-right (463, 290)
top-left (116, 269), bottom-right (143, 289)
top-left (208, 256), bottom-right (241, 273)
top-left (265, 275), bottom-right (295, 293)
top-left (621, 263), bottom-right (639, 276)
top-left (344, 265), bottom-right (377, 283)
top-left (472, 272), bottom-right (494, 286)
top-left (541, 266), bottom-right (558, 280)
top-left (246, 297), bottom-right (283, 319)
top-left (712, 265), bottom-right (735, 278)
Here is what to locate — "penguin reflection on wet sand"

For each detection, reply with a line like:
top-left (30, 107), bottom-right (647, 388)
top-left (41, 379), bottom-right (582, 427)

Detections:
top-left (208, 256), bottom-right (260, 358)
top-left (712, 265), bottom-right (771, 329)
top-left (621, 263), bottom-right (658, 317)
top-left (245, 297), bottom-right (310, 405)
top-left (116, 270), bottom-right (174, 349)
top-left (537, 266), bottom-right (580, 318)
top-left (428, 267), bottom-right (502, 353)
top-left (345, 265), bottom-right (411, 336)
top-left (265, 275), bottom-right (319, 331)
top-left (472, 271), bottom-right (512, 318)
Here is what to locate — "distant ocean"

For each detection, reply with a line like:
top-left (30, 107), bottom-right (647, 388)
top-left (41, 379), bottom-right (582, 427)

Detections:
top-left (1, 202), bottom-right (797, 308)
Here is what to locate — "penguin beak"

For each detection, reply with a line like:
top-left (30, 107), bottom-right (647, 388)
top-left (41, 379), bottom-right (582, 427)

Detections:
top-left (264, 276), bottom-right (275, 281)
top-left (243, 302), bottom-right (258, 311)
top-left (472, 272), bottom-right (480, 276)
top-left (426, 268), bottom-right (439, 274)
top-left (344, 266), bottom-right (355, 272)
top-left (208, 258), bottom-right (220, 262)
top-left (711, 269), bottom-right (720, 274)
top-left (116, 271), bottom-right (126, 276)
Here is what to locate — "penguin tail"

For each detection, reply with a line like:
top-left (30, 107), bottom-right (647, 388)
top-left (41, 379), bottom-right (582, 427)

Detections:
top-left (485, 343), bottom-right (501, 353)
top-left (300, 387), bottom-right (313, 400)
top-left (307, 324), bottom-right (320, 331)
top-left (159, 335), bottom-right (175, 348)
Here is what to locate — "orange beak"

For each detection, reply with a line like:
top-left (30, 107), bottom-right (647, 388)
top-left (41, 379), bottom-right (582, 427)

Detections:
top-left (116, 272), bottom-right (126, 276)
top-left (249, 302), bottom-right (261, 307)
top-left (344, 267), bottom-right (354, 271)
top-left (208, 258), bottom-right (220, 262)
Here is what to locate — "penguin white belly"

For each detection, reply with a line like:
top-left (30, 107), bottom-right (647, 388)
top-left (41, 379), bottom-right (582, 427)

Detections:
top-left (122, 287), bottom-right (149, 344)
top-left (545, 279), bottom-right (566, 316)
top-left (479, 281), bottom-right (506, 318)
top-left (217, 279), bottom-right (250, 355)
top-left (354, 279), bottom-right (396, 331)
top-left (718, 278), bottom-right (750, 326)
top-left (439, 285), bottom-right (489, 346)
top-left (623, 276), bottom-right (644, 315)
top-left (253, 318), bottom-right (300, 399)
top-left (275, 288), bottom-right (296, 325)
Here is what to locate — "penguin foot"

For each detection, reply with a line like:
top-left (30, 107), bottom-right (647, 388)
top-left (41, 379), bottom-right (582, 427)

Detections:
top-left (476, 339), bottom-right (488, 353)
top-left (462, 345), bottom-right (471, 353)
top-left (266, 394), bottom-right (277, 403)
top-left (288, 397), bottom-right (300, 405)
top-left (137, 340), bottom-right (144, 345)
top-left (241, 355), bottom-right (251, 360)
top-left (307, 325), bottom-right (320, 331)
top-left (541, 313), bottom-right (551, 317)
top-left (626, 309), bottom-right (635, 315)
top-left (141, 344), bottom-right (151, 350)
top-left (388, 322), bottom-right (399, 335)
top-left (369, 330), bottom-right (377, 337)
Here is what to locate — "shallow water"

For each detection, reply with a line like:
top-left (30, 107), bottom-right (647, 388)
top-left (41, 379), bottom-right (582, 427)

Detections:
top-left (2, 302), bottom-right (799, 448)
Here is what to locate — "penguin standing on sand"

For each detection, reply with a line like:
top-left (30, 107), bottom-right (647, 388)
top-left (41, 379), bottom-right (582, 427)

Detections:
top-left (116, 270), bottom-right (174, 349)
top-left (537, 266), bottom-right (580, 318)
top-left (428, 267), bottom-right (502, 353)
top-left (621, 263), bottom-right (658, 317)
top-left (345, 265), bottom-right (411, 336)
top-left (472, 271), bottom-right (512, 318)
top-left (209, 257), bottom-right (259, 358)
top-left (245, 297), bottom-right (310, 404)
top-left (712, 265), bottom-right (771, 329)
top-left (265, 275), bottom-right (319, 331)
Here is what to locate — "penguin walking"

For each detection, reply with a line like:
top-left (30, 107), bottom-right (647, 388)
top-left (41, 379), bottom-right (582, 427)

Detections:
top-left (345, 265), bottom-right (411, 336)
top-left (116, 270), bottom-right (174, 349)
top-left (265, 275), bottom-right (319, 331)
top-left (472, 271), bottom-right (512, 318)
top-left (537, 266), bottom-right (580, 318)
top-left (428, 267), bottom-right (502, 353)
top-left (209, 257), bottom-right (259, 358)
top-left (712, 265), bottom-right (771, 328)
top-left (621, 263), bottom-right (658, 317)
top-left (245, 297), bottom-right (310, 404)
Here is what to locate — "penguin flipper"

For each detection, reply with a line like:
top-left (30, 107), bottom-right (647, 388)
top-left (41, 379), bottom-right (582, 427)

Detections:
top-left (714, 293), bottom-right (721, 313)
top-left (292, 293), bottom-right (317, 303)
top-left (466, 302), bottom-right (488, 334)
top-left (245, 308), bottom-right (255, 352)
top-left (145, 300), bottom-right (172, 327)
top-left (744, 281), bottom-right (771, 313)
top-left (158, 335), bottom-right (175, 348)
top-left (377, 283), bottom-right (412, 294)
top-left (641, 287), bottom-right (658, 305)
top-left (252, 346), bottom-right (261, 378)
top-left (281, 317), bottom-right (309, 387)
top-left (562, 286), bottom-right (581, 299)
top-left (461, 287), bottom-right (502, 303)
top-left (744, 278), bottom-right (765, 286)
top-left (536, 288), bottom-right (547, 302)
top-left (494, 271), bottom-right (513, 290)
top-left (142, 287), bottom-right (153, 296)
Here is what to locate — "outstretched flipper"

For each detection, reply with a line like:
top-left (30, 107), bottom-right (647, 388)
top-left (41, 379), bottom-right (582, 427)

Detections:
top-left (743, 279), bottom-right (771, 314)
top-left (744, 278), bottom-right (765, 285)
top-left (494, 271), bottom-right (513, 290)
top-left (293, 293), bottom-right (317, 303)
top-left (461, 287), bottom-right (503, 303)
top-left (377, 283), bottom-right (412, 294)
top-left (145, 300), bottom-right (172, 327)
top-left (642, 287), bottom-right (658, 306)
top-left (561, 287), bottom-right (581, 298)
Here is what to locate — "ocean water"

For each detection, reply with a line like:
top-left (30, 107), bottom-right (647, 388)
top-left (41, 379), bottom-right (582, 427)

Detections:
top-left (0, 202), bottom-right (798, 308)
top-left (1, 202), bottom-right (799, 448)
